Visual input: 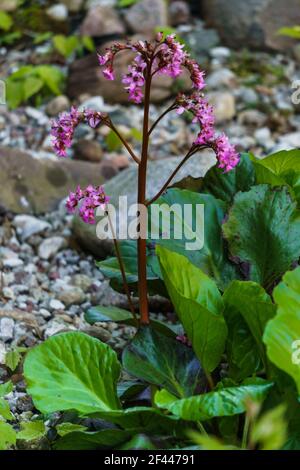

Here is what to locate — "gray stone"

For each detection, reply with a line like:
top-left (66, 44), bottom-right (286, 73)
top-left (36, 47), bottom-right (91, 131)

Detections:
top-left (278, 132), bottom-right (300, 149)
top-left (72, 153), bottom-right (215, 257)
top-left (207, 91), bottom-right (236, 122)
top-left (44, 319), bottom-right (75, 338)
top-left (38, 237), bottom-right (66, 260)
top-left (49, 299), bottom-right (66, 311)
top-left (124, 0), bottom-right (168, 34)
top-left (57, 285), bottom-right (86, 306)
top-left (3, 258), bottom-right (24, 268)
top-left (80, 5), bottom-right (125, 37)
top-left (202, 0), bottom-right (300, 51)
top-left (46, 4), bottom-right (68, 21)
top-left (0, 318), bottom-right (14, 342)
top-left (71, 274), bottom-right (93, 292)
top-left (46, 95), bottom-right (71, 117)
top-left (206, 69), bottom-right (237, 89)
top-left (0, 147), bottom-right (104, 214)
top-left (210, 47), bottom-right (231, 60)
top-left (169, 0), bottom-right (190, 26)
top-left (238, 109), bottom-right (267, 127)
top-left (180, 22), bottom-right (220, 60)
top-left (0, 0), bottom-right (18, 11)
top-left (13, 215), bottom-right (51, 241)
top-left (74, 139), bottom-right (103, 163)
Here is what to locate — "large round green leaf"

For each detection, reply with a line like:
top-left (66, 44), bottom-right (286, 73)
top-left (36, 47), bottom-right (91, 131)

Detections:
top-left (223, 185), bottom-right (300, 289)
top-left (155, 379), bottom-right (273, 421)
top-left (252, 150), bottom-right (300, 205)
top-left (24, 332), bottom-right (121, 415)
top-left (122, 326), bottom-right (205, 398)
top-left (198, 153), bottom-right (255, 205)
top-left (223, 281), bottom-right (276, 374)
top-left (263, 267), bottom-right (300, 393)
top-left (153, 188), bottom-right (237, 289)
top-left (157, 246), bottom-right (227, 372)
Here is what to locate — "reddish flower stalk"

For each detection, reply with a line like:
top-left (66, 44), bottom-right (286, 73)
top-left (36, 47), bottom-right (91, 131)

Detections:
top-left (51, 34), bottom-right (240, 325)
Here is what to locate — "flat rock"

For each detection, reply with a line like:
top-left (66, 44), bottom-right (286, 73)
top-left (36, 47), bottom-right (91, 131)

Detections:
top-left (13, 215), bottom-right (51, 241)
top-left (72, 153), bottom-right (216, 257)
top-left (0, 146), bottom-right (104, 214)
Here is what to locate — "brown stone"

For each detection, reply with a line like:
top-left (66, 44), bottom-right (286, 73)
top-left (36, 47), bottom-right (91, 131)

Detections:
top-left (73, 139), bottom-right (103, 162)
top-left (80, 5), bottom-right (125, 37)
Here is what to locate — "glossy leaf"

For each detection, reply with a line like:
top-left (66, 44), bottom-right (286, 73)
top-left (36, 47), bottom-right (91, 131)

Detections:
top-left (223, 281), bottom-right (276, 372)
top-left (223, 185), bottom-right (300, 289)
top-left (85, 305), bottom-right (178, 338)
top-left (155, 379), bottom-right (273, 421)
top-left (17, 421), bottom-right (46, 441)
top-left (157, 246), bottom-right (227, 372)
top-left (24, 332), bottom-right (121, 415)
top-left (0, 422), bottom-right (16, 450)
top-left (55, 429), bottom-right (133, 450)
top-left (153, 188), bottom-right (237, 289)
top-left (122, 326), bottom-right (205, 398)
top-left (263, 267), bottom-right (300, 393)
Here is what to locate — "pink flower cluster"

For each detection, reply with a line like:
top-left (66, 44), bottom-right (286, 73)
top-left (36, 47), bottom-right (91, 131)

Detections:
top-left (122, 55), bottom-right (147, 103)
top-left (51, 108), bottom-right (104, 157)
top-left (176, 94), bottom-right (239, 172)
top-left (66, 185), bottom-right (110, 224)
top-left (97, 34), bottom-right (205, 104)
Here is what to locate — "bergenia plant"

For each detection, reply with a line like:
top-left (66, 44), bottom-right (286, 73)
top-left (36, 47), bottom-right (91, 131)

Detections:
top-left (51, 33), bottom-right (239, 325)
top-left (5, 35), bottom-right (300, 452)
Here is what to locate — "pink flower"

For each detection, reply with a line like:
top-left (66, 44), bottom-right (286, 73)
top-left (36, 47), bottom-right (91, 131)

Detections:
top-left (66, 185), bottom-right (110, 224)
top-left (122, 54), bottom-right (147, 103)
top-left (51, 108), bottom-right (104, 157)
top-left (103, 66), bottom-right (115, 81)
top-left (215, 133), bottom-right (240, 172)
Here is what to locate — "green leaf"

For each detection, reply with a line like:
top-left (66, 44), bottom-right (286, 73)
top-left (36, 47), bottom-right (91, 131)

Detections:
top-left (188, 431), bottom-right (238, 450)
top-left (153, 188), bottom-right (237, 289)
top-left (0, 422), bottom-right (16, 450)
top-left (0, 381), bottom-right (13, 397)
top-left (263, 267), bottom-right (300, 393)
top-left (155, 379), bottom-right (273, 421)
top-left (24, 332), bottom-right (121, 415)
top-left (252, 150), bottom-right (300, 204)
top-left (119, 434), bottom-right (156, 450)
top-left (223, 281), bottom-right (276, 373)
top-left (85, 305), bottom-right (178, 338)
top-left (23, 76), bottom-right (43, 100)
top-left (5, 350), bottom-right (21, 371)
top-left (278, 26), bottom-right (300, 39)
top-left (198, 153), bottom-right (255, 205)
top-left (0, 398), bottom-right (13, 420)
top-left (105, 129), bottom-right (123, 152)
top-left (223, 185), bottom-right (300, 289)
top-left (55, 429), bottom-right (133, 450)
top-left (117, 0), bottom-right (140, 7)
top-left (56, 423), bottom-right (87, 437)
top-left (36, 65), bottom-right (65, 95)
top-left (6, 79), bottom-right (24, 109)
top-left (0, 11), bottom-right (13, 31)
top-left (251, 404), bottom-right (287, 450)
top-left (157, 246), bottom-right (227, 372)
top-left (17, 421), bottom-right (46, 441)
top-left (53, 35), bottom-right (79, 58)
top-left (122, 326), bottom-right (205, 398)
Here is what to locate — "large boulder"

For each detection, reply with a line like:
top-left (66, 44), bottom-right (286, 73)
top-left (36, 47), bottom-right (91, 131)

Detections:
top-left (123, 0), bottom-right (168, 34)
top-left (202, 0), bottom-right (300, 50)
top-left (80, 5), bottom-right (125, 37)
top-left (72, 152), bottom-right (216, 257)
top-left (67, 48), bottom-right (182, 103)
top-left (0, 147), bottom-right (104, 214)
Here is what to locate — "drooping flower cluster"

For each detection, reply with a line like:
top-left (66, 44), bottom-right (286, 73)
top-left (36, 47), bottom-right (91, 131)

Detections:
top-left (97, 33), bottom-right (205, 104)
top-left (51, 108), bottom-right (105, 157)
top-left (214, 134), bottom-right (240, 172)
top-left (175, 93), bottom-right (239, 172)
top-left (122, 55), bottom-right (147, 103)
top-left (66, 185), bottom-right (110, 224)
